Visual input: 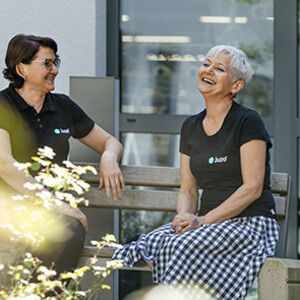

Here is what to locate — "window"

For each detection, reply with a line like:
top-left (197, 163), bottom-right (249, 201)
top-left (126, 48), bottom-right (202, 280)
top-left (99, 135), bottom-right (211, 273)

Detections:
top-left (120, 0), bottom-right (274, 117)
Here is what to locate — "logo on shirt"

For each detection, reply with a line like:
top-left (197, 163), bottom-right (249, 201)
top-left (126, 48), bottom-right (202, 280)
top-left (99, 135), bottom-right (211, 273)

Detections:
top-left (208, 156), bottom-right (228, 164)
top-left (54, 128), bottom-right (70, 134)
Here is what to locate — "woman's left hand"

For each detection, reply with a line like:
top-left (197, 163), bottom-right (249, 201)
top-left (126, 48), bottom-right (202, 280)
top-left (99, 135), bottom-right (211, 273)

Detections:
top-left (98, 152), bottom-right (125, 202)
top-left (172, 213), bottom-right (196, 234)
top-left (173, 214), bottom-right (205, 234)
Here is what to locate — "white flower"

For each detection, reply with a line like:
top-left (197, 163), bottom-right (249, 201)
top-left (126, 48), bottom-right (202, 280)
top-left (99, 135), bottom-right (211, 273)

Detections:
top-left (39, 266), bottom-right (57, 277)
top-left (62, 192), bottom-right (76, 202)
top-left (37, 146), bottom-right (56, 160)
top-left (51, 164), bottom-right (68, 177)
top-left (54, 199), bottom-right (63, 206)
top-left (37, 190), bottom-right (52, 199)
top-left (54, 191), bottom-right (65, 200)
top-left (34, 175), bottom-right (43, 182)
top-left (77, 180), bottom-right (90, 190)
top-left (24, 182), bottom-right (43, 191)
top-left (43, 199), bottom-right (54, 210)
top-left (42, 176), bottom-right (63, 189)
top-left (75, 291), bottom-right (87, 297)
top-left (38, 159), bottom-right (51, 167)
top-left (106, 260), bottom-right (123, 269)
top-left (63, 160), bottom-right (76, 169)
top-left (1, 223), bottom-right (14, 230)
top-left (13, 205), bottom-right (27, 212)
top-left (73, 184), bottom-right (84, 195)
top-left (13, 162), bottom-right (31, 171)
top-left (103, 234), bottom-right (117, 243)
top-left (11, 195), bottom-right (25, 201)
top-left (92, 266), bottom-right (106, 272)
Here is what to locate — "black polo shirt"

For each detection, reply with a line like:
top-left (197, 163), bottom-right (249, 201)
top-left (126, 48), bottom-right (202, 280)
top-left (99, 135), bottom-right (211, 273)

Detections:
top-left (0, 84), bottom-right (95, 165)
top-left (180, 101), bottom-right (276, 219)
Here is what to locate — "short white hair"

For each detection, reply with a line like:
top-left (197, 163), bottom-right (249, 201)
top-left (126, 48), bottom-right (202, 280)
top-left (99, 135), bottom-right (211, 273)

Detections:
top-left (205, 45), bottom-right (252, 83)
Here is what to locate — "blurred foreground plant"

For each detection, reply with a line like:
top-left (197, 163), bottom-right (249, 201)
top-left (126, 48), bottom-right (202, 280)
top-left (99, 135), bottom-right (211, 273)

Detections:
top-left (0, 146), bottom-right (123, 299)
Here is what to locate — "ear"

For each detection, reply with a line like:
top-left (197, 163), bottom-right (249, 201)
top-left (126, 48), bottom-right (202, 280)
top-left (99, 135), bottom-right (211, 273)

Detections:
top-left (16, 63), bottom-right (27, 79)
top-left (231, 80), bottom-right (244, 95)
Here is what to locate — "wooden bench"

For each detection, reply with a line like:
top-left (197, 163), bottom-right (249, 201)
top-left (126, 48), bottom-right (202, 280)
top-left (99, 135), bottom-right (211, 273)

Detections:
top-left (79, 165), bottom-right (300, 299)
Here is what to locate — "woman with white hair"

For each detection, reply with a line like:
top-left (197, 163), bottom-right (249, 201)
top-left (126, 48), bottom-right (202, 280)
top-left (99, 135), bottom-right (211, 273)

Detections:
top-left (113, 45), bottom-right (279, 299)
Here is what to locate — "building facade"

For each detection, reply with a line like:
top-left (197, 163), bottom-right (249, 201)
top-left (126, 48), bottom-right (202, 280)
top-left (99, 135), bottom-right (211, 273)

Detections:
top-left (0, 0), bottom-right (299, 299)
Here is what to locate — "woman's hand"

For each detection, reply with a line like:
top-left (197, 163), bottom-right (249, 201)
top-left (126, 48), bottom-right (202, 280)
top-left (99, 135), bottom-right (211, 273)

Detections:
top-left (98, 151), bottom-right (125, 202)
top-left (173, 154), bottom-right (200, 234)
top-left (172, 213), bottom-right (206, 234)
top-left (172, 213), bottom-right (197, 234)
top-left (173, 213), bottom-right (195, 234)
top-left (78, 124), bottom-right (125, 202)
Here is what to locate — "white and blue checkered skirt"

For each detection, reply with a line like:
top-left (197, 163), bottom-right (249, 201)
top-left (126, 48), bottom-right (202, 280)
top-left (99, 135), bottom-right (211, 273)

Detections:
top-left (113, 216), bottom-right (279, 299)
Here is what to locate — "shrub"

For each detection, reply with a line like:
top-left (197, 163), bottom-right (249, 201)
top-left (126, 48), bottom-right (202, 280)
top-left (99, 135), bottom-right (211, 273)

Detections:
top-left (0, 146), bottom-right (123, 299)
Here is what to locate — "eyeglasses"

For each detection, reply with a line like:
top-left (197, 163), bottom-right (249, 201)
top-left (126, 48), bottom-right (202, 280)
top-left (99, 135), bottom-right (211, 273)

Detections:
top-left (29, 58), bottom-right (61, 70)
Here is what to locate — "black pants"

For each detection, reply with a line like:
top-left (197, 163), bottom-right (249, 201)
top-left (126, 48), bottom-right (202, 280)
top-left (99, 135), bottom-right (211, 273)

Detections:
top-left (32, 215), bottom-right (85, 276)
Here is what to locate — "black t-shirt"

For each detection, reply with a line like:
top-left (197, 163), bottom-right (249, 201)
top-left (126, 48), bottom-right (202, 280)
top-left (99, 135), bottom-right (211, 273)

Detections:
top-left (180, 101), bottom-right (276, 219)
top-left (0, 84), bottom-right (95, 165)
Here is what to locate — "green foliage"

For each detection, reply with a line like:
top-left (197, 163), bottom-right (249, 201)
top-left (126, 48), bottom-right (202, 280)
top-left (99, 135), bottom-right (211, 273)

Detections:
top-left (0, 146), bottom-right (123, 299)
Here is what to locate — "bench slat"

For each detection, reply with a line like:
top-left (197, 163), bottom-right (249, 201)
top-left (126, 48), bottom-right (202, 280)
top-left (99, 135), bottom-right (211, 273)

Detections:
top-left (81, 246), bottom-right (115, 258)
top-left (84, 188), bottom-right (286, 219)
top-left (86, 188), bottom-right (177, 211)
top-left (80, 246), bottom-right (149, 271)
top-left (270, 173), bottom-right (289, 195)
top-left (274, 195), bottom-right (286, 219)
top-left (81, 165), bottom-right (289, 195)
top-left (80, 164), bottom-right (181, 187)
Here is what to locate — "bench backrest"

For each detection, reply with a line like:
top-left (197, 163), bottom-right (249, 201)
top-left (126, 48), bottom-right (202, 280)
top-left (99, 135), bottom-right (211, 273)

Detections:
top-left (81, 165), bottom-right (291, 257)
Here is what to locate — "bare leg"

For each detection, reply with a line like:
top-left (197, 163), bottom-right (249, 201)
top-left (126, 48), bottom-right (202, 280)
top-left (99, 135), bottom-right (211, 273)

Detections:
top-left (146, 261), bottom-right (153, 271)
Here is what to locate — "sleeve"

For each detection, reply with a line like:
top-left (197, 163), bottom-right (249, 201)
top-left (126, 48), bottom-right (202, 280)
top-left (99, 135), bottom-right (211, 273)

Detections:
top-left (63, 96), bottom-right (95, 139)
top-left (179, 117), bottom-right (192, 155)
top-left (239, 110), bottom-right (272, 149)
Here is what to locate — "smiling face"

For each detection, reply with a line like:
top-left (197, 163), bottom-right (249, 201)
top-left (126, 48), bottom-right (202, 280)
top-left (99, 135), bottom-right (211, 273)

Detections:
top-left (197, 53), bottom-right (243, 100)
top-left (18, 46), bottom-right (58, 94)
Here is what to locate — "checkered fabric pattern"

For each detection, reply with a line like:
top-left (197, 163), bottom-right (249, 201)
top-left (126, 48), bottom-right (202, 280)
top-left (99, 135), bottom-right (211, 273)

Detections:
top-left (113, 216), bottom-right (279, 299)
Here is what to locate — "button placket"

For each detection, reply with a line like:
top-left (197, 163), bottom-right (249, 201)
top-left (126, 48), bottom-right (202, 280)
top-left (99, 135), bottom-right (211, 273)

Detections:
top-left (35, 114), bottom-right (43, 128)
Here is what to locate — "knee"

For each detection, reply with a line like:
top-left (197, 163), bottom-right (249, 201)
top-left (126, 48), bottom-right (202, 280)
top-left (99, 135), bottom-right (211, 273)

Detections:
top-left (63, 216), bottom-right (85, 250)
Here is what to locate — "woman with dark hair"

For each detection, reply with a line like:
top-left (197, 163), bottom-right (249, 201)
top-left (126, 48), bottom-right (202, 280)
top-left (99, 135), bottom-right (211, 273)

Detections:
top-left (0, 34), bottom-right (125, 275)
top-left (113, 46), bottom-right (279, 299)
top-left (3, 34), bottom-right (59, 89)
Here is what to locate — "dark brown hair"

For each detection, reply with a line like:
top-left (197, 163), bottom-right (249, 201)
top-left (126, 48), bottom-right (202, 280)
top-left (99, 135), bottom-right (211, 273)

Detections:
top-left (2, 34), bottom-right (59, 88)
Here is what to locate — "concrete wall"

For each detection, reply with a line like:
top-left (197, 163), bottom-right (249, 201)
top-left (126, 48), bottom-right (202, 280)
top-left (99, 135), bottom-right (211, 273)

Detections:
top-left (0, 0), bottom-right (106, 94)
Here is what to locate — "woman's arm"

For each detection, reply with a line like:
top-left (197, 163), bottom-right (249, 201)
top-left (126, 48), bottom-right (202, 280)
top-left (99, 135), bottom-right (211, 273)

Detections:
top-left (172, 153), bottom-right (199, 233)
top-left (78, 124), bottom-right (125, 202)
top-left (0, 129), bottom-right (36, 194)
top-left (0, 128), bottom-right (88, 233)
top-left (202, 139), bottom-right (267, 224)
